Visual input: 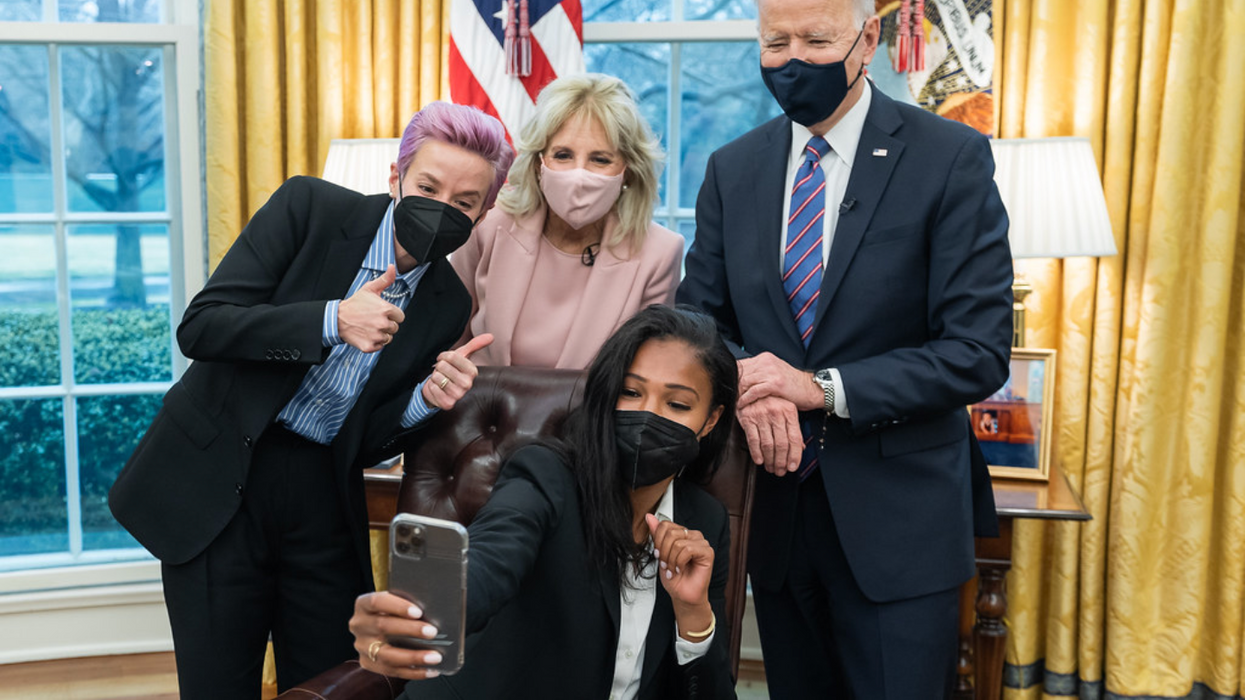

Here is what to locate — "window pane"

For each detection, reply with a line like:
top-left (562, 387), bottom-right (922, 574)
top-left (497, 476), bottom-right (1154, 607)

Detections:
top-left (584, 0), bottom-right (670, 23)
top-left (59, 0), bottom-right (160, 23)
top-left (0, 398), bottom-right (67, 556)
top-left (585, 42), bottom-right (670, 206)
top-left (684, 0), bottom-right (757, 20)
top-left (69, 223), bottom-right (172, 384)
top-left (78, 393), bottom-right (157, 550)
top-left (678, 41), bottom-right (780, 208)
top-left (0, 224), bottom-right (61, 387)
top-left (676, 217), bottom-right (695, 253)
top-left (0, 0), bottom-right (40, 21)
top-left (0, 44), bottom-right (54, 213)
top-left (60, 45), bottom-right (166, 214)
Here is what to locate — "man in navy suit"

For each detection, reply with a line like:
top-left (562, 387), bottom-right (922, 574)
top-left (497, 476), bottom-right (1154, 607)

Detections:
top-left (677, 0), bottom-right (1013, 696)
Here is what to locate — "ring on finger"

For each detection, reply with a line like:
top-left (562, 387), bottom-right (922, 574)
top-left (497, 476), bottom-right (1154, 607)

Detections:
top-left (368, 639), bottom-right (384, 663)
top-left (438, 375), bottom-right (450, 390)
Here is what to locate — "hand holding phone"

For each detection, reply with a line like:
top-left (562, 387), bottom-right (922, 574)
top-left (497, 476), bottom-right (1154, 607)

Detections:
top-left (350, 591), bottom-right (444, 680)
top-left (388, 513), bottom-right (469, 675)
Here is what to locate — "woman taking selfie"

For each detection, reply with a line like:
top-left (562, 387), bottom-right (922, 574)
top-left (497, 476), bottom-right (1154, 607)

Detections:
top-left (450, 73), bottom-right (683, 369)
top-left (350, 306), bottom-right (738, 699)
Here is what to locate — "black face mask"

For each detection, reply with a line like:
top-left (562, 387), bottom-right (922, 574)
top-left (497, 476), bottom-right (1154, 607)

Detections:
top-left (760, 28), bottom-right (865, 127)
top-left (615, 410), bottom-right (703, 489)
top-left (392, 185), bottom-right (474, 265)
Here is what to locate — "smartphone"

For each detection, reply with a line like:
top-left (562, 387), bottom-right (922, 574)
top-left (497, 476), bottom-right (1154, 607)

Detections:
top-left (388, 513), bottom-right (469, 675)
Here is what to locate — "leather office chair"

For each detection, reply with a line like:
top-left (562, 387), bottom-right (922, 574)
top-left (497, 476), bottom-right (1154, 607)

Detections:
top-left (280, 366), bottom-right (755, 699)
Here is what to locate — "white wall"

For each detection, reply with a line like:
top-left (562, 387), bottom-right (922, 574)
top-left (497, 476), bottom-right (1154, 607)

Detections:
top-left (0, 562), bottom-right (172, 663)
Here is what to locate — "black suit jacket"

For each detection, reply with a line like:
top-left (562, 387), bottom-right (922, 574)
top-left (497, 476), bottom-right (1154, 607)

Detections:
top-left (678, 86), bottom-right (1013, 603)
top-left (402, 445), bottom-right (736, 700)
top-left (109, 176), bottom-right (471, 583)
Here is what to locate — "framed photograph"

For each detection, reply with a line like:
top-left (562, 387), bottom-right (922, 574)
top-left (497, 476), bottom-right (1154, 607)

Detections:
top-left (969, 348), bottom-right (1056, 481)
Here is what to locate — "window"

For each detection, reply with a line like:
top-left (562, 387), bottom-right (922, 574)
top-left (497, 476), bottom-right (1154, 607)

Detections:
top-left (583, 0), bottom-right (781, 247)
top-left (0, 0), bottom-right (202, 574)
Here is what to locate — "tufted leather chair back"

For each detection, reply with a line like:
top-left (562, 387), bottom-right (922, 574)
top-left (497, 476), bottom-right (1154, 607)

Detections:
top-left (395, 365), bottom-right (755, 676)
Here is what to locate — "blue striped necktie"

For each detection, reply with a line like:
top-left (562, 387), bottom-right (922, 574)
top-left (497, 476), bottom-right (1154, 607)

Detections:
top-left (785, 136), bottom-right (830, 481)
top-left (783, 136), bottom-right (830, 347)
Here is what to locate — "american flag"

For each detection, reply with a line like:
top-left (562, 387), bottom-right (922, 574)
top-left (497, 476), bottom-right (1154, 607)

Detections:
top-left (449, 0), bottom-right (585, 141)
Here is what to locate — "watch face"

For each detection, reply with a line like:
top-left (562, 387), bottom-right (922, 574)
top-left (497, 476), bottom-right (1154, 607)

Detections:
top-left (814, 369), bottom-right (833, 383)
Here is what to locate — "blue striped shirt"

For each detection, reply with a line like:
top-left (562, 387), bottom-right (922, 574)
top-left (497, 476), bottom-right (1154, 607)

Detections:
top-left (276, 201), bottom-right (439, 445)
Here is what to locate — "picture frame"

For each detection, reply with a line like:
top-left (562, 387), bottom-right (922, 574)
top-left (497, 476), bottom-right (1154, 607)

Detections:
top-left (969, 348), bottom-right (1056, 481)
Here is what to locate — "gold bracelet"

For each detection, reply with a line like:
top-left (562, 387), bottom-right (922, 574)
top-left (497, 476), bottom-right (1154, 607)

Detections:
top-left (682, 612), bottom-right (716, 640)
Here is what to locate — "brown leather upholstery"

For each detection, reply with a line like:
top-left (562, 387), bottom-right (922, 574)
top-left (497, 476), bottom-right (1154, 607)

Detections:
top-left (280, 366), bottom-right (755, 699)
top-left (395, 367), bottom-right (588, 524)
top-left (278, 661), bottom-right (408, 700)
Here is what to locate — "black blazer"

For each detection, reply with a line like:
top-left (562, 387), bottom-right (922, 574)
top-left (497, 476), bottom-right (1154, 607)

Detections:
top-left (678, 86), bottom-right (1013, 603)
top-left (109, 176), bottom-right (471, 583)
top-left (402, 445), bottom-right (736, 700)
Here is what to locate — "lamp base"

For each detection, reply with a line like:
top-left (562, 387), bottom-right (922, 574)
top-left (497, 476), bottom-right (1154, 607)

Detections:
top-left (1012, 280), bottom-right (1033, 348)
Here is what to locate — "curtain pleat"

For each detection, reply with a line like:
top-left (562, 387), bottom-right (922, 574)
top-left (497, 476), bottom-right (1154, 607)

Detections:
top-left (283, 0), bottom-right (313, 178)
top-left (242, 0), bottom-right (284, 222)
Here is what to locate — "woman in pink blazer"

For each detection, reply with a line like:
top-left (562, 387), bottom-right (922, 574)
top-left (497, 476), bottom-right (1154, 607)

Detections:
top-left (451, 73), bottom-right (684, 369)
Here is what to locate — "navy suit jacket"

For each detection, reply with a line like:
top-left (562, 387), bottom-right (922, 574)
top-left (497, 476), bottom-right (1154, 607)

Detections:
top-left (678, 86), bottom-right (1012, 603)
top-left (109, 176), bottom-right (471, 584)
top-left (402, 445), bottom-right (736, 700)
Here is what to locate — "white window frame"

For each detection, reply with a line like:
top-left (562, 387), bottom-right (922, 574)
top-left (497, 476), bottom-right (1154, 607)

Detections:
top-left (584, 11), bottom-right (758, 232)
top-left (0, 0), bottom-right (202, 662)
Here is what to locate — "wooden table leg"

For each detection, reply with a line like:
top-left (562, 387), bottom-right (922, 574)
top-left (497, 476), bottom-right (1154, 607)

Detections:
top-left (973, 561), bottom-right (1010, 700)
top-left (972, 518), bottom-right (1013, 700)
top-left (953, 577), bottom-right (978, 699)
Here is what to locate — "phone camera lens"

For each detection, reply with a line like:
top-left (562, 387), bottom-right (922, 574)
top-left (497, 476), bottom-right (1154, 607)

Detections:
top-left (396, 525), bottom-right (412, 538)
top-left (396, 541), bottom-right (411, 554)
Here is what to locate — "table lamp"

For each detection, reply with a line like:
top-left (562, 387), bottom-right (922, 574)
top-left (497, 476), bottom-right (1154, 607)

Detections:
top-left (990, 137), bottom-right (1117, 347)
top-left (321, 138), bottom-right (403, 194)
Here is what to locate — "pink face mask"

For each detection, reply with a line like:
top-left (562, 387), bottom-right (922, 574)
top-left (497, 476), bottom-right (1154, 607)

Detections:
top-left (539, 164), bottom-right (625, 231)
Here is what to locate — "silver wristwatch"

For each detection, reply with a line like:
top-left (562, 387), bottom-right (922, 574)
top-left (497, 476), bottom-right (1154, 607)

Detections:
top-left (811, 369), bottom-right (835, 414)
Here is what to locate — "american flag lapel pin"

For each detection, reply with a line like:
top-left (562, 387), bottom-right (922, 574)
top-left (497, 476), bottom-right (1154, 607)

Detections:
top-left (873, 148), bottom-right (888, 157)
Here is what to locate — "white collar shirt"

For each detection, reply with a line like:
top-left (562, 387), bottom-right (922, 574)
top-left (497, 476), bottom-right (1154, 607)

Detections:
top-left (608, 481), bottom-right (714, 700)
top-left (780, 79), bottom-right (873, 266)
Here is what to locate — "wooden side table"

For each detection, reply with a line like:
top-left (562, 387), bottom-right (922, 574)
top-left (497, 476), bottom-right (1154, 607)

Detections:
top-left (955, 461), bottom-right (1090, 699)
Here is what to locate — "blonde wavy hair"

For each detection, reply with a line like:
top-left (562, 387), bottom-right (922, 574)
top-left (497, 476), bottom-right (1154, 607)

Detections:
top-left (497, 73), bottom-right (665, 253)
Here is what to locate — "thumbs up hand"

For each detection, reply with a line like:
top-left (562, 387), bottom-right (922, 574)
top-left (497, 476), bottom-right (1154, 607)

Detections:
top-left (339, 265), bottom-right (407, 353)
top-left (421, 334), bottom-right (495, 410)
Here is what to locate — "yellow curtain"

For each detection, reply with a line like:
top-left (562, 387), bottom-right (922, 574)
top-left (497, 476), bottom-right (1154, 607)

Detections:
top-left (996, 0), bottom-right (1245, 697)
top-left (204, 0), bottom-right (452, 268)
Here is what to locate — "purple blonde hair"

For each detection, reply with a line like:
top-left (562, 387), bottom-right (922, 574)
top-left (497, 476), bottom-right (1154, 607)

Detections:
top-left (395, 102), bottom-right (514, 212)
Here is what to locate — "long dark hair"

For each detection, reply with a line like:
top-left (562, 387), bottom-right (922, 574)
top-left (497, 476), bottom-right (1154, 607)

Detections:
top-left (560, 304), bottom-right (738, 586)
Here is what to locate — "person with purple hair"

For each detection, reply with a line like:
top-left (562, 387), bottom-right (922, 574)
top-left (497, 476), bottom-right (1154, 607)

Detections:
top-left (109, 101), bottom-right (514, 700)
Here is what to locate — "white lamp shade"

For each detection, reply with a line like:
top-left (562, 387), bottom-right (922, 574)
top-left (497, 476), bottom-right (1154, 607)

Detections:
top-left (990, 137), bottom-right (1117, 259)
top-left (321, 138), bottom-right (403, 195)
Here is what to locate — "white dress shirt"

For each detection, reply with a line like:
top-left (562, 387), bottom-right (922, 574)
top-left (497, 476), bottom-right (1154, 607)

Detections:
top-left (777, 80), bottom-right (874, 417)
top-left (608, 481), bottom-right (714, 700)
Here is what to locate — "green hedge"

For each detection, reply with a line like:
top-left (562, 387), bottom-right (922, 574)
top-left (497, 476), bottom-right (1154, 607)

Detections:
top-left (0, 306), bottom-right (169, 546)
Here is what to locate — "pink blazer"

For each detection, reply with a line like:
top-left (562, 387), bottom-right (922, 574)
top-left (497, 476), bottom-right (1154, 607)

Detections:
top-left (450, 207), bottom-right (684, 369)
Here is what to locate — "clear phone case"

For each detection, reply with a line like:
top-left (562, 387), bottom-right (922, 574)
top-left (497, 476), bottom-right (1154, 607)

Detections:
top-left (388, 512), bottom-right (469, 675)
